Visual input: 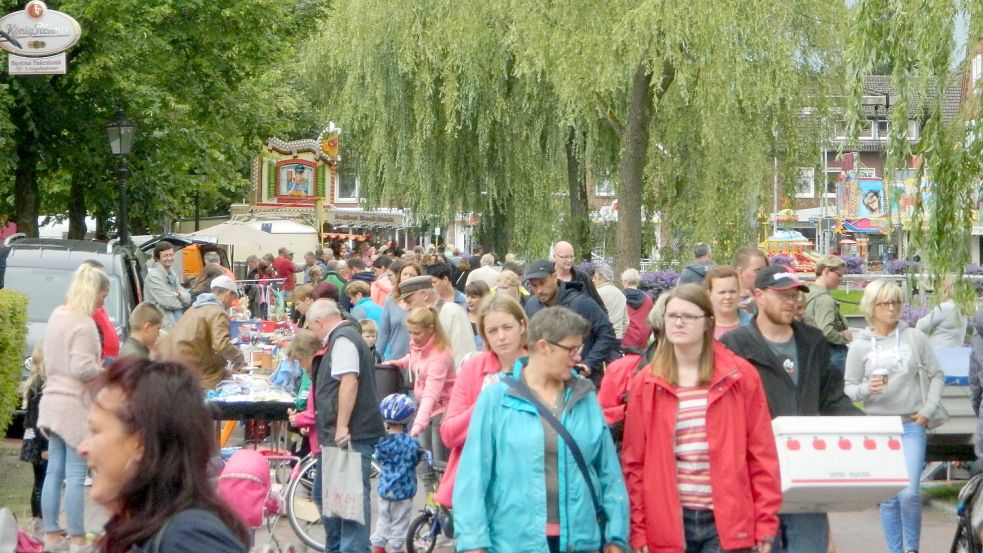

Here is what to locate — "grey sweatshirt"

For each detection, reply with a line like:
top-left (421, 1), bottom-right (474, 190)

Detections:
top-left (844, 322), bottom-right (945, 419)
top-left (915, 299), bottom-right (967, 348)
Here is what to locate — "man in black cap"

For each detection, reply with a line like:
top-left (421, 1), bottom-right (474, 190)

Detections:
top-left (720, 265), bottom-right (861, 553)
top-left (524, 259), bottom-right (620, 386)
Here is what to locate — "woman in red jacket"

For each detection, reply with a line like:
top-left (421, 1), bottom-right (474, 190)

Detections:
top-left (389, 306), bottom-right (456, 490)
top-left (621, 284), bottom-right (781, 553)
top-left (436, 295), bottom-right (527, 508)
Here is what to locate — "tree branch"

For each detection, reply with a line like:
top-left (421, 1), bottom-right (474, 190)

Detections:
top-left (595, 92), bottom-right (625, 136)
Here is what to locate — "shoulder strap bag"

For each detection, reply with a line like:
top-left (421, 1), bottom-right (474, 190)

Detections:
top-left (905, 328), bottom-right (950, 430)
top-left (501, 376), bottom-right (607, 550)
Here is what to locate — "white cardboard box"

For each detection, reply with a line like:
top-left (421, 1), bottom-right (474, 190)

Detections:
top-left (772, 416), bottom-right (909, 513)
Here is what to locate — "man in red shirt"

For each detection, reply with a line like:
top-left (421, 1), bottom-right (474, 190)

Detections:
top-left (272, 247), bottom-right (301, 291)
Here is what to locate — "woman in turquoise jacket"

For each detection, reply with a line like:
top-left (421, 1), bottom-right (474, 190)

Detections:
top-left (453, 306), bottom-right (629, 553)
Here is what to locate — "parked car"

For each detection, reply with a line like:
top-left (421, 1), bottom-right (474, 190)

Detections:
top-left (1, 234), bottom-right (146, 433)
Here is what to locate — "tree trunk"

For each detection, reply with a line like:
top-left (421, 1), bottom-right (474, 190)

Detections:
top-left (68, 173), bottom-right (87, 239)
top-left (11, 106), bottom-right (39, 237)
top-left (614, 63), bottom-right (654, 275)
top-left (565, 127), bottom-right (592, 262)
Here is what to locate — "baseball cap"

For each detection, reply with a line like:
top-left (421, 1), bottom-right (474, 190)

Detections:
top-left (398, 275), bottom-right (434, 300)
top-left (754, 265), bottom-right (809, 292)
top-left (525, 259), bottom-right (555, 280)
top-left (210, 275), bottom-right (238, 294)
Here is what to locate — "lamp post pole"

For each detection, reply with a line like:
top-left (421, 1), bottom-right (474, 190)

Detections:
top-left (117, 162), bottom-right (129, 244)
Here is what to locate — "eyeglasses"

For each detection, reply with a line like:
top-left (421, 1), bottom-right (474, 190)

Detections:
top-left (664, 312), bottom-right (706, 324)
top-left (547, 340), bottom-right (582, 356)
top-left (875, 300), bottom-right (902, 308)
top-left (765, 289), bottom-right (801, 303)
top-left (554, 255), bottom-right (574, 260)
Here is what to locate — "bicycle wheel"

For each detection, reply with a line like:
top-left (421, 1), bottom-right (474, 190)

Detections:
top-left (285, 455), bottom-right (325, 551)
top-left (406, 511), bottom-right (437, 553)
top-left (950, 518), bottom-right (977, 553)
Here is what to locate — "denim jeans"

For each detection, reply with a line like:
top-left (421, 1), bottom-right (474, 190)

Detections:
top-left (774, 513), bottom-right (829, 553)
top-left (683, 509), bottom-right (752, 553)
top-left (321, 437), bottom-right (379, 553)
top-left (40, 432), bottom-right (86, 536)
top-left (879, 420), bottom-right (926, 553)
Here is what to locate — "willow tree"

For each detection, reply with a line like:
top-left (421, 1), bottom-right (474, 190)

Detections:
top-left (303, 1), bottom-right (569, 257)
top-left (507, 0), bottom-right (840, 270)
top-left (846, 2), bottom-right (980, 289)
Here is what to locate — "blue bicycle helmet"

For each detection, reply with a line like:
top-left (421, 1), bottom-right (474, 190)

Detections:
top-left (380, 393), bottom-right (416, 424)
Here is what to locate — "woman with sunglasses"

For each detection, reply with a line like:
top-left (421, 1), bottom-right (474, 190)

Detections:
top-left (621, 284), bottom-right (780, 553)
top-left (844, 279), bottom-right (944, 553)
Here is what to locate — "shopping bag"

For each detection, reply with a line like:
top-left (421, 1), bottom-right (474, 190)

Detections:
top-left (321, 444), bottom-right (365, 524)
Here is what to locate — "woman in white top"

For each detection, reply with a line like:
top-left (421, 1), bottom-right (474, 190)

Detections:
top-left (844, 279), bottom-right (944, 553)
top-left (915, 276), bottom-right (967, 348)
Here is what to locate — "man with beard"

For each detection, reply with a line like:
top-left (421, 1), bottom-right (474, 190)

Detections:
top-left (524, 259), bottom-right (619, 386)
top-left (720, 265), bottom-right (861, 553)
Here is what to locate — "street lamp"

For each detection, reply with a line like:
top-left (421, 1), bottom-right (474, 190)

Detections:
top-left (105, 110), bottom-right (136, 244)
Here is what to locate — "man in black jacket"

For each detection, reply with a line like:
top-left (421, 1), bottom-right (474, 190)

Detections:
top-left (720, 265), bottom-right (861, 553)
top-left (524, 259), bottom-right (620, 386)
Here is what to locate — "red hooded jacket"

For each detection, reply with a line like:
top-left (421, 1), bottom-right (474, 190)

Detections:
top-left (621, 341), bottom-right (781, 552)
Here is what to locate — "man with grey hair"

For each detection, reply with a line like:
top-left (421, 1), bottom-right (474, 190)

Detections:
top-left (306, 298), bottom-right (384, 553)
top-left (465, 252), bottom-right (500, 289)
top-left (677, 242), bottom-right (715, 285)
top-left (203, 250), bottom-right (235, 280)
top-left (620, 268), bottom-right (654, 349)
top-left (398, 275), bottom-right (476, 365)
top-left (592, 265), bottom-right (628, 339)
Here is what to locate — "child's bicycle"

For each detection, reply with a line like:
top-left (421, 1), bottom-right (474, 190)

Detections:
top-left (407, 451), bottom-right (453, 553)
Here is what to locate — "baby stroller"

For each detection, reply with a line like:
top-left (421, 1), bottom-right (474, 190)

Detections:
top-left (218, 448), bottom-right (299, 553)
top-left (951, 473), bottom-right (983, 553)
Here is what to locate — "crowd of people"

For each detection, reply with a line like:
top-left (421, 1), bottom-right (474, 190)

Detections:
top-left (17, 235), bottom-right (967, 553)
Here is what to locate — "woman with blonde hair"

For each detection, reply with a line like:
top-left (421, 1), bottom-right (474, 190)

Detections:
top-left (438, 295), bottom-right (528, 507)
top-left (39, 262), bottom-right (110, 551)
top-left (915, 276), bottom-right (967, 348)
top-left (389, 307), bottom-right (456, 489)
top-left (495, 269), bottom-right (526, 305)
top-left (845, 279), bottom-right (944, 553)
top-left (622, 284), bottom-right (780, 552)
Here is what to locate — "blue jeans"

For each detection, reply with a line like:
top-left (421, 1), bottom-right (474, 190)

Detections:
top-left (775, 513), bottom-right (829, 553)
top-left (321, 438), bottom-right (379, 553)
top-left (683, 509), bottom-right (752, 553)
top-left (880, 420), bottom-right (926, 553)
top-left (40, 432), bottom-right (86, 536)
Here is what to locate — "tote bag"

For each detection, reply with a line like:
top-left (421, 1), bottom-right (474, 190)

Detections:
top-left (321, 444), bottom-right (365, 524)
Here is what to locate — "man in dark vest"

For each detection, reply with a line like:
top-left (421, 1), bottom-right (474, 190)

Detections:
top-left (309, 298), bottom-right (385, 553)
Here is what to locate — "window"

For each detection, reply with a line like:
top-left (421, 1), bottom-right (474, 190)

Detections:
top-left (876, 120), bottom-right (889, 140)
top-left (824, 170), bottom-right (840, 198)
top-left (335, 169), bottom-right (360, 202)
top-left (833, 119), bottom-right (874, 139)
top-left (796, 167), bottom-right (815, 198)
top-left (595, 176), bottom-right (615, 197)
top-left (907, 120), bottom-right (920, 140)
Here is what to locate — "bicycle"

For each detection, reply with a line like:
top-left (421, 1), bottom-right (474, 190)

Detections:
top-left (406, 451), bottom-right (452, 553)
top-left (284, 452), bottom-right (383, 551)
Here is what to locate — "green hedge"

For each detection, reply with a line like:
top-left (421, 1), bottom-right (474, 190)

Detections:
top-left (0, 289), bottom-right (27, 433)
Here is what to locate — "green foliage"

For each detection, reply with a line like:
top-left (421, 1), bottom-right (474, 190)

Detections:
top-left (0, 0), bottom-right (329, 234)
top-left (846, 1), bottom-right (978, 289)
top-left (0, 290), bottom-right (27, 434)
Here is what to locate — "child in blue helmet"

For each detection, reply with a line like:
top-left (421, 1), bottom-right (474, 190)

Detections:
top-left (372, 393), bottom-right (423, 553)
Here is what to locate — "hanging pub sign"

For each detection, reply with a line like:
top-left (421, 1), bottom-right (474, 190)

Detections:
top-left (1, 1), bottom-right (81, 75)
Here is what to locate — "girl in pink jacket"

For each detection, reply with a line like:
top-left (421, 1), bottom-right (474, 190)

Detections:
top-left (436, 295), bottom-right (528, 507)
top-left (390, 307), bottom-right (456, 490)
top-left (286, 330), bottom-right (326, 452)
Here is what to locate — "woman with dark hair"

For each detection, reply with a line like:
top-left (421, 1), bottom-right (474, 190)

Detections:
top-left (78, 358), bottom-right (248, 553)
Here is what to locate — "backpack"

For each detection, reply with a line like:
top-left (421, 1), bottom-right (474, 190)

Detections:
top-left (597, 347), bottom-right (648, 444)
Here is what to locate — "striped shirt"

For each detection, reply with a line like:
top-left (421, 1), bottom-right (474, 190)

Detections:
top-left (675, 385), bottom-right (713, 510)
